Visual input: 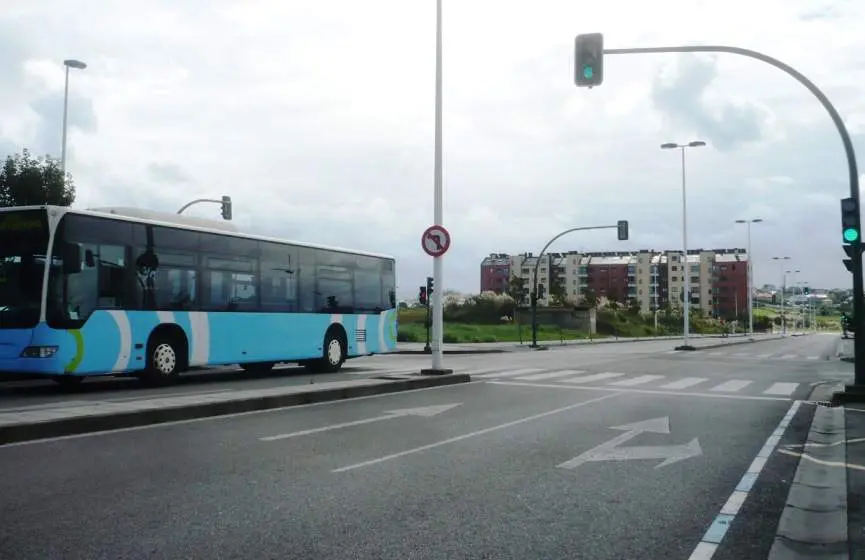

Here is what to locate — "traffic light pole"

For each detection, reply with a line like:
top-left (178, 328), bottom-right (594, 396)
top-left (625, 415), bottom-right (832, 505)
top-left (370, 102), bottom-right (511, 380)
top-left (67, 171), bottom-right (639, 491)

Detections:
top-left (530, 224), bottom-right (621, 349)
top-left (601, 44), bottom-right (864, 392)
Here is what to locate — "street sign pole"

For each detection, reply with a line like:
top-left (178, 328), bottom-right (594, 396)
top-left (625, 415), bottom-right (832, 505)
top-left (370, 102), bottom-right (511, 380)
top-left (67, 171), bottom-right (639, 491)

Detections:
top-left (589, 41), bottom-right (863, 397)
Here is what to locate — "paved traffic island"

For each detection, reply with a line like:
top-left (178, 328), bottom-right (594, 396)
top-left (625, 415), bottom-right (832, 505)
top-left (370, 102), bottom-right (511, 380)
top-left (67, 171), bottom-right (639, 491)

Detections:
top-left (0, 373), bottom-right (472, 445)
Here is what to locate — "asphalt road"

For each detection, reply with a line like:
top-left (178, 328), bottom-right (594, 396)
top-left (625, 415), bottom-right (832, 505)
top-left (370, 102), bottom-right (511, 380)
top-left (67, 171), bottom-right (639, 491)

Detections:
top-left (0, 334), bottom-right (846, 559)
top-left (0, 334), bottom-right (843, 410)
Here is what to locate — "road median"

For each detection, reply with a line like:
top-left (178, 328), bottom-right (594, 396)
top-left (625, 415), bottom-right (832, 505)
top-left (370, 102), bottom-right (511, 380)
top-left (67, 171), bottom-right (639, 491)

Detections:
top-left (0, 373), bottom-right (472, 446)
top-left (396, 333), bottom-right (786, 354)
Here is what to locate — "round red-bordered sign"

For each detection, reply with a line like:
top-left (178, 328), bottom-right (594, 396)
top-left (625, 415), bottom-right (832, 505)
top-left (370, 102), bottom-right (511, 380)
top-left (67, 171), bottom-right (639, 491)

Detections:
top-left (421, 225), bottom-right (451, 257)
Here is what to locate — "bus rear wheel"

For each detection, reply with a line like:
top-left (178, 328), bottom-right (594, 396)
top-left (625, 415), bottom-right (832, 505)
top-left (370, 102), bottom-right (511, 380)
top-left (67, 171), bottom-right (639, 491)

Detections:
top-left (305, 331), bottom-right (346, 374)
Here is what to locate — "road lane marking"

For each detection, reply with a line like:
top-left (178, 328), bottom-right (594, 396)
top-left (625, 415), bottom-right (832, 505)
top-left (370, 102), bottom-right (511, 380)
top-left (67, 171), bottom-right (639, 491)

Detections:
top-left (560, 372), bottom-right (625, 384)
top-left (806, 356), bottom-right (820, 360)
top-left (0, 380), bottom-right (487, 448)
top-left (472, 368), bottom-right (545, 379)
top-left (515, 370), bottom-right (586, 381)
top-left (754, 354), bottom-right (771, 359)
top-left (659, 377), bottom-right (707, 390)
top-left (778, 354), bottom-right (797, 360)
top-left (260, 403), bottom-right (461, 441)
top-left (330, 392), bottom-right (622, 473)
top-left (488, 380), bottom-right (793, 402)
top-left (763, 382), bottom-right (799, 396)
top-left (608, 374), bottom-right (665, 387)
top-left (710, 380), bottom-right (752, 393)
top-left (687, 400), bottom-right (801, 560)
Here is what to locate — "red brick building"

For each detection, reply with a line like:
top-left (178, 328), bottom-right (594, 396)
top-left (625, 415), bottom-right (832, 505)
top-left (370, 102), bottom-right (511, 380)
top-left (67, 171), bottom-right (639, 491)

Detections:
top-left (480, 254), bottom-right (511, 294)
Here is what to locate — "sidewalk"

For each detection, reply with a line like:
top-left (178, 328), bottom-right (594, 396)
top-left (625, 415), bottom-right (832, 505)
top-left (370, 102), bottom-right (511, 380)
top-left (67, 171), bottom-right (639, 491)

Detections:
top-left (0, 373), bottom-right (471, 445)
top-left (396, 332), bottom-right (786, 354)
top-left (768, 382), bottom-right (863, 558)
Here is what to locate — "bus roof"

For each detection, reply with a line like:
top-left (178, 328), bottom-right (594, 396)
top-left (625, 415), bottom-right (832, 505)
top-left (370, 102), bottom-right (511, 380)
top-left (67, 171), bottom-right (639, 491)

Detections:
top-left (0, 205), bottom-right (396, 261)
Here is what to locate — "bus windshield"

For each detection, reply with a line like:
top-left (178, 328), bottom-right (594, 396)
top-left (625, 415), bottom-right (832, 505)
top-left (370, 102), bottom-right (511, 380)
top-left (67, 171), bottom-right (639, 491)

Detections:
top-left (0, 210), bottom-right (49, 329)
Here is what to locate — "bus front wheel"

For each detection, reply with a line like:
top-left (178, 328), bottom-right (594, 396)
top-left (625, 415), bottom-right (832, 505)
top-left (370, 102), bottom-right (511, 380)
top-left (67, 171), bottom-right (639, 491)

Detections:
top-left (144, 336), bottom-right (183, 383)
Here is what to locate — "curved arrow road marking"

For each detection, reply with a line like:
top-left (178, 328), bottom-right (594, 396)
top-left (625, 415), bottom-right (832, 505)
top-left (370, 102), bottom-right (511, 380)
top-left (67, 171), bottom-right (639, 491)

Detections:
top-left (558, 416), bottom-right (703, 470)
top-left (260, 403), bottom-right (462, 442)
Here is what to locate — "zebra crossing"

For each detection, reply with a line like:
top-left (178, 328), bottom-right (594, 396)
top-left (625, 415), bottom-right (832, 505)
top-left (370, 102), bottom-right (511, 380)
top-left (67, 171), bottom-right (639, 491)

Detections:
top-left (462, 367), bottom-right (805, 397)
top-left (665, 350), bottom-right (823, 362)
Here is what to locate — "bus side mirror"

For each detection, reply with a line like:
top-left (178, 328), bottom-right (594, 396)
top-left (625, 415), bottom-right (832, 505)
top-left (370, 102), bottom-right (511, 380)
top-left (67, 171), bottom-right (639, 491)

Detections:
top-left (62, 243), bottom-right (82, 274)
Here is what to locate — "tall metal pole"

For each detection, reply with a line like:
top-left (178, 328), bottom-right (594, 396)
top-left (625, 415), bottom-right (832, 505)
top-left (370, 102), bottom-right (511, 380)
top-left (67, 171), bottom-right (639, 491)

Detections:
top-left (781, 272), bottom-right (787, 336)
top-left (430, 0), bottom-right (445, 371)
top-left (60, 65), bottom-right (70, 177)
top-left (603, 44), bottom-right (861, 386)
top-left (680, 147), bottom-right (690, 348)
top-left (746, 222), bottom-right (753, 336)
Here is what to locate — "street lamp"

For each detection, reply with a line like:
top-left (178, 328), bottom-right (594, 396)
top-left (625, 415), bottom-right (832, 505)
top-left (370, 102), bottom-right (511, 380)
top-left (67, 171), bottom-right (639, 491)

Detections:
top-left (735, 218), bottom-right (763, 336)
top-left (661, 140), bottom-right (706, 350)
top-left (61, 59), bottom-right (87, 177)
top-left (771, 256), bottom-right (791, 334)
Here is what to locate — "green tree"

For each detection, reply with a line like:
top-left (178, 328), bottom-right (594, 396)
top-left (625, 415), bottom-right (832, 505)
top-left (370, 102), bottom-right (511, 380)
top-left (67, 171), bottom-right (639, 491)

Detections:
top-left (581, 288), bottom-right (598, 308)
top-left (549, 280), bottom-right (568, 307)
top-left (507, 275), bottom-right (527, 305)
top-left (627, 298), bottom-right (642, 315)
top-left (0, 149), bottom-right (75, 207)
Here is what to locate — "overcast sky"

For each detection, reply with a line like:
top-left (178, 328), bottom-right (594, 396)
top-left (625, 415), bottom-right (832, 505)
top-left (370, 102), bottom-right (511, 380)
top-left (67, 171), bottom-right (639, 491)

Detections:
top-left (2, 0), bottom-right (864, 297)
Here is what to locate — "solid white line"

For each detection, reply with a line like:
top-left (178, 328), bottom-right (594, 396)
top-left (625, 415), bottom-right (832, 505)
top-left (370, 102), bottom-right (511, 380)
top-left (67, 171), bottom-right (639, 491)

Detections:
top-left (560, 372), bottom-right (625, 384)
top-left (763, 382), bottom-right (799, 396)
top-left (806, 356), bottom-right (820, 360)
top-left (261, 413), bottom-right (398, 441)
top-left (487, 380), bottom-right (793, 402)
top-left (660, 377), bottom-right (707, 390)
top-left (330, 392), bottom-right (622, 473)
top-left (608, 374), bottom-right (665, 387)
top-left (0, 380), bottom-right (487, 449)
top-left (472, 368), bottom-right (544, 379)
top-left (754, 354), bottom-right (771, 359)
top-left (710, 380), bottom-right (753, 393)
top-left (516, 370), bottom-right (586, 381)
top-left (778, 354), bottom-right (797, 360)
top-left (687, 400), bottom-right (801, 560)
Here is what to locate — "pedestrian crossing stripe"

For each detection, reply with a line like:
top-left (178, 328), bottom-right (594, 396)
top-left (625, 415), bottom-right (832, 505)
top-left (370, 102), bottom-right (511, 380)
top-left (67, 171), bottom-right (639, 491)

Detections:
top-left (342, 365), bottom-right (804, 396)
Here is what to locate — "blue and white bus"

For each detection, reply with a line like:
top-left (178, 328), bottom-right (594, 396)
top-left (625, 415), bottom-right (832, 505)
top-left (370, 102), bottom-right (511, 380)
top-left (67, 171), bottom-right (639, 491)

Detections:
top-left (0, 205), bottom-right (398, 385)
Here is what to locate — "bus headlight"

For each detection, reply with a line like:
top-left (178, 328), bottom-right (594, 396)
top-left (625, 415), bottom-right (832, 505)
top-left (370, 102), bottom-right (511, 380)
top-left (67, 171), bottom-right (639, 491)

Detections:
top-left (20, 346), bottom-right (59, 358)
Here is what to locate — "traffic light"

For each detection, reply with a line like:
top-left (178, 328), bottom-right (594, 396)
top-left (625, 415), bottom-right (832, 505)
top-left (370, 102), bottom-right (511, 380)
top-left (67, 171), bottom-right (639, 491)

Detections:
top-left (841, 196), bottom-right (859, 243)
top-left (844, 245), bottom-right (856, 272)
top-left (803, 286), bottom-right (810, 296)
top-left (617, 220), bottom-right (629, 241)
top-left (426, 276), bottom-right (434, 296)
top-left (418, 286), bottom-right (427, 306)
top-left (221, 195), bottom-right (233, 220)
top-left (574, 33), bottom-right (604, 88)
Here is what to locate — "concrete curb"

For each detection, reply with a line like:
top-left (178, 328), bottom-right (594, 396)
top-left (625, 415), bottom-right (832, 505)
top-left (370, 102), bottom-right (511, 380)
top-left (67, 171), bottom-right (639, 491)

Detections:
top-left (395, 334), bottom-right (777, 355)
top-left (768, 403), bottom-right (849, 558)
top-left (0, 374), bottom-right (472, 446)
top-left (691, 335), bottom-right (787, 351)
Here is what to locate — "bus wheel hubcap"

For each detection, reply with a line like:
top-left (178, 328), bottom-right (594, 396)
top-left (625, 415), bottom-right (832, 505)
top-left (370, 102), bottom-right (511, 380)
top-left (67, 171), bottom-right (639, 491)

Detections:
top-left (153, 343), bottom-right (176, 375)
top-left (327, 339), bottom-right (342, 365)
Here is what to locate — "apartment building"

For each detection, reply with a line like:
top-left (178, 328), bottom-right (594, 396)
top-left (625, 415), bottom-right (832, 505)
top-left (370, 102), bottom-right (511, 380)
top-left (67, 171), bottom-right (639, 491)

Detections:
top-left (479, 254), bottom-right (511, 294)
top-left (481, 248), bottom-right (749, 318)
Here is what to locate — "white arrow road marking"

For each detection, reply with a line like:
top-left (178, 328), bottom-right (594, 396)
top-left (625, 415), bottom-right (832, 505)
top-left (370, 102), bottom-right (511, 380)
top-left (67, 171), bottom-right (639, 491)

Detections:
top-left (558, 416), bottom-right (703, 470)
top-left (260, 403), bottom-right (462, 441)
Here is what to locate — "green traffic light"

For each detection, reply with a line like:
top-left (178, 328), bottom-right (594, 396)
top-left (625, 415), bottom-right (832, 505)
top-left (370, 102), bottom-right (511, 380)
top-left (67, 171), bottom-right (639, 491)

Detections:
top-left (583, 65), bottom-right (593, 79)
top-left (844, 227), bottom-right (860, 242)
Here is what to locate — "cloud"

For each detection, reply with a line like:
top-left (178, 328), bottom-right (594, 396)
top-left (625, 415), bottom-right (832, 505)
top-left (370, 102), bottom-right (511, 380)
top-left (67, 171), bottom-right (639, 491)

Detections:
top-left (0, 0), bottom-right (864, 297)
top-left (651, 54), bottom-right (771, 152)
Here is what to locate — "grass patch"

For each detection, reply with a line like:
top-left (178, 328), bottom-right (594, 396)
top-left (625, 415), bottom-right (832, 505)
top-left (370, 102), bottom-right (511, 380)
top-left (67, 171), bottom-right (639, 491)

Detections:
top-left (396, 321), bottom-right (597, 344)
